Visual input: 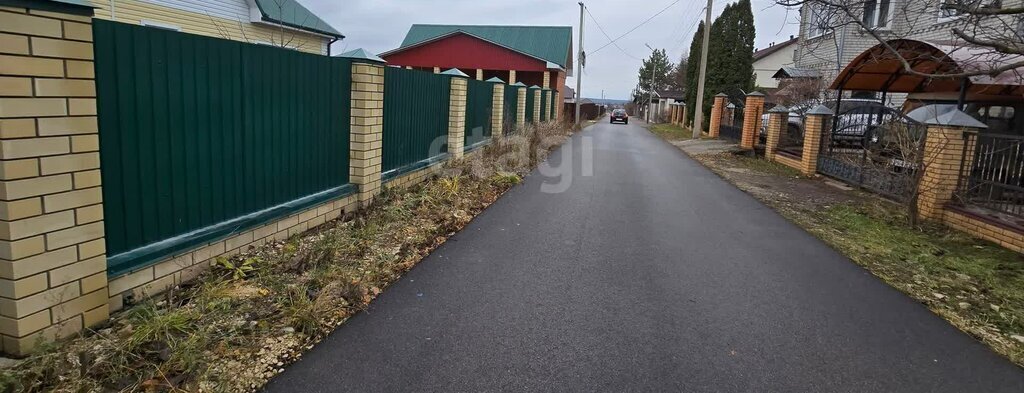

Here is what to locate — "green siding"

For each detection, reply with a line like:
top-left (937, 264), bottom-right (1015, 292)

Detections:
top-left (382, 68), bottom-right (451, 173)
top-left (94, 20), bottom-right (351, 276)
top-left (464, 79), bottom-right (492, 149)
top-left (503, 86), bottom-right (518, 134)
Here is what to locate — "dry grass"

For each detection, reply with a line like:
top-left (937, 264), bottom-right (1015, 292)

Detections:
top-left (0, 122), bottom-right (574, 393)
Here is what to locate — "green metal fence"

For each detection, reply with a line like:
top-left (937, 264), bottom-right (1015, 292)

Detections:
top-left (550, 92), bottom-right (558, 121)
top-left (540, 89), bottom-right (549, 121)
top-left (503, 85), bottom-right (518, 134)
top-left (525, 89), bottom-right (536, 123)
top-left (464, 79), bottom-right (493, 149)
top-left (94, 20), bottom-right (352, 276)
top-left (382, 68), bottom-right (451, 175)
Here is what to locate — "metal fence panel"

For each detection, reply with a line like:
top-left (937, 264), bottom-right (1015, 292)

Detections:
top-left (503, 85), bottom-right (518, 134)
top-left (464, 79), bottom-right (493, 149)
top-left (94, 20), bottom-right (351, 275)
top-left (382, 68), bottom-right (451, 173)
top-left (540, 90), bottom-right (549, 121)
top-left (525, 90), bottom-right (535, 123)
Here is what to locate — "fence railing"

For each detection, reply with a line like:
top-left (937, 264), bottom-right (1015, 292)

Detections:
top-left (465, 79), bottom-right (493, 149)
top-left (382, 67), bottom-right (452, 174)
top-left (94, 20), bottom-right (352, 275)
top-left (956, 131), bottom-right (1024, 219)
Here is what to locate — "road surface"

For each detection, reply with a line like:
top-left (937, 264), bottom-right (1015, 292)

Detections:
top-left (264, 119), bottom-right (1024, 392)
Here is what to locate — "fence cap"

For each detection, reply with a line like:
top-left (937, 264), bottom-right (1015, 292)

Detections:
top-left (441, 68), bottom-right (469, 78)
top-left (726, 103), bottom-right (736, 109)
top-left (924, 109), bottom-right (989, 129)
top-left (746, 91), bottom-right (766, 97)
top-left (806, 104), bottom-right (834, 116)
top-left (512, 82), bottom-right (527, 87)
top-left (528, 85), bottom-right (541, 89)
top-left (768, 105), bottom-right (790, 113)
top-left (485, 77), bottom-right (506, 83)
top-left (715, 92), bottom-right (729, 97)
top-left (337, 48), bottom-right (385, 64)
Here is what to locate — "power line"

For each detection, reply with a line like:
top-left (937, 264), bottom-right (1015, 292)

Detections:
top-left (590, 0), bottom-right (683, 55)
top-left (584, 6), bottom-right (642, 61)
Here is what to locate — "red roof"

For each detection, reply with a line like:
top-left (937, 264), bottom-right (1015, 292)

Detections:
top-left (380, 32), bottom-right (549, 72)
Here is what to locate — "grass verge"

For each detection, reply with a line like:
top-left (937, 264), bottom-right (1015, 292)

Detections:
top-left (647, 123), bottom-right (691, 141)
top-left (0, 122), bottom-right (575, 393)
top-left (683, 149), bottom-right (1024, 369)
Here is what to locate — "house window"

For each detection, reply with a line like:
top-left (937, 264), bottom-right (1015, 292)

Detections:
top-left (862, 0), bottom-right (892, 29)
top-left (807, 4), bottom-right (836, 38)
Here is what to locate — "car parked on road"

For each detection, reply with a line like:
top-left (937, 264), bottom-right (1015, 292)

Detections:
top-left (610, 109), bottom-right (629, 124)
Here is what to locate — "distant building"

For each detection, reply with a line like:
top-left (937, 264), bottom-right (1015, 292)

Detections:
top-left (646, 90), bottom-right (684, 123)
top-left (752, 36), bottom-right (797, 89)
top-left (381, 24), bottom-right (573, 118)
top-left (87, 0), bottom-right (342, 55)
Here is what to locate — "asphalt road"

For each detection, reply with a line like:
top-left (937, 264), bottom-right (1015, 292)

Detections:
top-left (264, 119), bottom-right (1024, 392)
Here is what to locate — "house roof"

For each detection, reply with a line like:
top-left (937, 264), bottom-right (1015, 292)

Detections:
top-left (395, 24), bottom-right (572, 68)
top-left (753, 36), bottom-right (797, 62)
top-left (772, 66), bottom-right (821, 79)
top-left (656, 90), bottom-right (685, 100)
top-left (252, 0), bottom-right (343, 38)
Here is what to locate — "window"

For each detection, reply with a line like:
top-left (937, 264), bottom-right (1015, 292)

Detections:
top-left (806, 4), bottom-right (835, 37)
top-left (862, 0), bottom-right (892, 29)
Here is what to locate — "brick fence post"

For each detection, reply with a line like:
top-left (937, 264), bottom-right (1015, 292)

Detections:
top-left (917, 110), bottom-right (988, 221)
top-left (0, 2), bottom-right (108, 355)
top-left (487, 77), bottom-right (505, 138)
top-left (740, 91), bottom-right (765, 150)
top-left (513, 82), bottom-right (526, 127)
top-left (764, 106), bottom-right (789, 160)
top-left (529, 86), bottom-right (541, 124)
top-left (799, 105), bottom-right (833, 177)
top-left (709, 93), bottom-right (727, 138)
top-left (444, 69), bottom-right (469, 159)
top-left (347, 54), bottom-right (386, 207)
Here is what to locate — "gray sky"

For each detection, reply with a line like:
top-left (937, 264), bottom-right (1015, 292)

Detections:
top-left (304, 0), bottom-right (800, 100)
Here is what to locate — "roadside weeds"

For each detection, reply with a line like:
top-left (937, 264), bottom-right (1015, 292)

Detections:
top-left (650, 123), bottom-right (1024, 369)
top-left (0, 122), bottom-right (575, 393)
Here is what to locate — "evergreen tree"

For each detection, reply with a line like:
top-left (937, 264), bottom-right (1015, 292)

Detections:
top-left (689, 0), bottom-right (756, 128)
top-left (632, 48), bottom-right (674, 104)
top-left (669, 56), bottom-right (688, 91)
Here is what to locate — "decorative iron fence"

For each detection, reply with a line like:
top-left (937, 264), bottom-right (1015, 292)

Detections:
top-left (503, 85), bottom-right (518, 134)
top-left (956, 132), bottom-right (1024, 219)
top-left (94, 20), bottom-right (352, 275)
top-left (382, 68), bottom-right (451, 173)
top-left (464, 79), bottom-right (493, 149)
top-left (719, 104), bottom-right (744, 141)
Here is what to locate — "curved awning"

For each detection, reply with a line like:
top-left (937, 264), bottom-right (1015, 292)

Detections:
top-left (829, 39), bottom-right (1024, 96)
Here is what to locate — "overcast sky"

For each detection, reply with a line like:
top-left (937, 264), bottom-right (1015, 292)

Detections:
top-left (303, 0), bottom-right (801, 100)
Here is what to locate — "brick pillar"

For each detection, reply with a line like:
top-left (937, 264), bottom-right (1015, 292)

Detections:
top-left (764, 107), bottom-right (789, 160)
top-left (917, 111), bottom-right (989, 221)
top-left (799, 105), bottom-right (832, 177)
top-left (516, 85), bottom-right (526, 126)
top-left (682, 105), bottom-right (688, 128)
top-left (740, 92), bottom-right (765, 150)
top-left (490, 81), bottom-right (504, 138)
top-left (708, 93), bottom-right (727, 138)
top-left (530, 87), bottom-right (541, 124)
top-left (542, 72), bottom-right (550, 89)
top-left (508, 70), bottom-right (516, 84)
top-left (475, 69), bottom-right (483, 81)
top-left (542, 90), bottom-right (552, 121)
top-left (433, 66), bottom-right (440, 74)
top-left (0, 3), bottom-right (108, 355)
top-left (447, 76), bottom-right (468, 159)
top-left (350, 61), bottom-right (386, 206)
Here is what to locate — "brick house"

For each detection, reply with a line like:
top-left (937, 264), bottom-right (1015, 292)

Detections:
top-left (380, 24), bottom-right (573, 119)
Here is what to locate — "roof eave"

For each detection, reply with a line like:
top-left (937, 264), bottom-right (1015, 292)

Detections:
top-left (381, 30), bottom-right (552, 66)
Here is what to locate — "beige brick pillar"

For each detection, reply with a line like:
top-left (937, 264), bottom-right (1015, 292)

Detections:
top-left (764, 106), bottom-right (789, 160)
top-left (475, 69), bottom-right (483, 81)
top-left (447, 75), bottom-right (468, 159)
top-left (530, 87), bottom-right (541, 124)
top-left (709, 93), bottom-right (727, 138)
top-left (682, 105), bottom-right (689, 128)
top-left (515, 84), bottom-right (526, 127)
top-left (433, 66), bottom-right (440, 74)
top-left (740, 91), bottom-right (765, 150)
top-left (799, 105), bottom-right (832, 177)
top-left (0, 3), bottom-right (108, 355)
top-left (542, 72), bottom-right (550, 89)
top-left (917, 111), bottom-right (989, 221)
top-left (508, 70), bottom-right (517, 84)
top-left (542, 90), bottom-right (552, 121)
top-left (490, 80), bottom-right (505, 138)
top-left (350, 61), bottom-right (386, 206)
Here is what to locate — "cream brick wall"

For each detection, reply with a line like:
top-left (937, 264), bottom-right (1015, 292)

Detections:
top-left (531, 89), bottom-right (541, 124)
top-left (350, 62), bottom-right (385, 206)
top-left (447, 77), bottom-right (468, 159)
top-left (516, 87), bottom-right (526, 127)
top-left (0, 5), bottom-right (106, 356)
top-left (491, 83), bottom-right (504, 138)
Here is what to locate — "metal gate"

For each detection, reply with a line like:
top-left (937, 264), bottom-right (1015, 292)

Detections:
top-left (816, 103), bottom-right (926, 201)
top-left (718, 90), bottom-right (745, 141)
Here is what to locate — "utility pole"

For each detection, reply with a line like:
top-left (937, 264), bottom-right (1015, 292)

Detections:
top-left (644, 43), bottom-right (657, 123)
top-left (692, 0), bottom-right (713, 139)
top-left (575, 2), bottom-right (584, 125)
